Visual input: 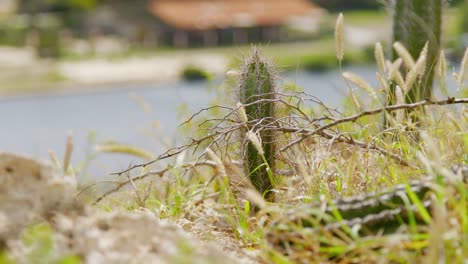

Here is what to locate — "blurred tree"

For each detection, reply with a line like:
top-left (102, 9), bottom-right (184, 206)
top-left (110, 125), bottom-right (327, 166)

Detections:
top-left (311, 0), bottom-right (380, 11)
top-left (312, 0), bottom-right (463, 11)
top-left (46, 0), bottom-right (97, 11)
top-left (20, 0), bottom-right (97, 12)
top-left (18, 0), bottom-right (98, 57)
top-left (45, 0), bottom-right (98, 32)
top-left (449, 0), bottom-right (466, 5)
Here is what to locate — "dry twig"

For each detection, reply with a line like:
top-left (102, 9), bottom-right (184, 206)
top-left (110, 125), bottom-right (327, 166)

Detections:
top-left (89, 161), bottom-right (217, 204)
top-left (282, 97), bottom-right (468, 151)
top-left (107, 94), bottom-right (468, 194)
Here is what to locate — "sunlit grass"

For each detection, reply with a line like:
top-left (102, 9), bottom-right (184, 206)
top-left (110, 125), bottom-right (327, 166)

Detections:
top-left (1, 7), bottom-right (468, 264)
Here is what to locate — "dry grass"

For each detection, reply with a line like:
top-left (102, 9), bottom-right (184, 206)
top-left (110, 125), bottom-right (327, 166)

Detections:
top-left (86, 55), bottom-right (468, 263)
top-left (94, 28), bottom-right (468, 261)
top-left (2, 18), bottom-right (468, 264)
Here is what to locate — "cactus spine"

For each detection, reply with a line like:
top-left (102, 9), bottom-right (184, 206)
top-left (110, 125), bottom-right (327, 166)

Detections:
top-left (238, 48), bottom-right (277, 200)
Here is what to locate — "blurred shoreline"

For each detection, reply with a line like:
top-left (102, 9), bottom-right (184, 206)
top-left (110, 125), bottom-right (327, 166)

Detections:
top-left (0, 46), bottom-right (229, 98)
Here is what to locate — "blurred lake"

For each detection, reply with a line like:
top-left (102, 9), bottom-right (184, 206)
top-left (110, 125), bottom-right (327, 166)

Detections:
top-left (0, 65), bottom-right (460, 181)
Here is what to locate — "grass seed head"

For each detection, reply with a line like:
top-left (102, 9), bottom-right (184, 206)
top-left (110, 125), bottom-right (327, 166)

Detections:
top-left (395, 85), bottom-right (405, 123)
top-left (205, 148), bottom-right (227, 177)
top-left (393, 42), bottom-right (415, 70)
top-left (404, 44), bottom-right (428, 94)
top-left (438, 50), bottom-right (446, 80)
top-left (226, 70), bottom-right (241, 78)
top-left (236, 102), bottom-right (249, 126)
top-left (388, 58), bottom-right (403, 81)
top-left (335, 13), bottom-right (344, 61)
top-left (376, 72), bottom-right (388, 93)
top-left (246, 131), bottom-right (264, 155)
top-left (342, 71), bottom-right (377, 100)
top-left (458, 47), bottom-right (468, 87)
top-left (375, 42), bottom-right (386, 73)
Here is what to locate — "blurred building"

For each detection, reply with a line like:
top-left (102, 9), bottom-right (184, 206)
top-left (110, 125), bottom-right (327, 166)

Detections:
top-left (1, 0), bottom-right (327, 53)
top-left (148, 0), bottom-right (325, 47)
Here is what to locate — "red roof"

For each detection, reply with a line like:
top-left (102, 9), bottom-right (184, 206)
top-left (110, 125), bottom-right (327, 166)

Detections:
top-left (149, 0), bottom-right (321, 30)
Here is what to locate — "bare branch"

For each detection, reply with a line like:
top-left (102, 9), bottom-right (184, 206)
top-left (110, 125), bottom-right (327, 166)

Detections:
top-left (316, 130), bottom-right (415, 168)
top-left (109, 93), bottom-right (468, 191)
top-left (94, 161), bottom-right (217, 204)
top-left (282, 97), bottom-right (468, 151)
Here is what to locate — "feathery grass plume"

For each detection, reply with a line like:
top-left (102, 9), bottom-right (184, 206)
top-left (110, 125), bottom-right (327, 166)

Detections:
top-left (205, 148), bottom-right (227, 178)
top-left (437, 50), bottom-right (446, 79)
top-left (395, 71), bottom-right (406, 88)
top-left (387, 58), bottom-right (403, 81)
top-left (246, 131), bottom-right (264, 155)
top-left (395, 85), bottom-right (405, 123)
top-left (375, 42), bottom-right (386, 73)
top-left (438, 49), bottom-right (448, 95)
top-left (335, 13), bottom-right (344, 61)
top-left (376, 72), bottom-right (388, 93)
top-left (391, 0), bottom-right (441, 109)
top-left (342, 71), bottom-right (377, 101)
top-left (48, 150), bottom-right (62, 169)
top-left (458, 47), bottom-right (468, 87)
top-left (226, 70), bottom-right (241, 78)
top-left (238, 48), bottom-right (277, 200)
top-left (349, 88), bottom-right (361, 110)
top-left (96, 143), bottom-right (154, 160)
top-left (393, 42), bottom-right (415, 70)
top-left (236, 102), bottom-right (249, 128)
top-left (419, 41), bottom-right (429, 59)
top-left (63, 131), bottom-right (73, 173)
top-left (404, 43), bottom-right (428, 95)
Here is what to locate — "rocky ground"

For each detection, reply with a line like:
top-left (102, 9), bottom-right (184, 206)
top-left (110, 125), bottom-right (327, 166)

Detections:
top-left (0, 152), bottom-right (258, 264)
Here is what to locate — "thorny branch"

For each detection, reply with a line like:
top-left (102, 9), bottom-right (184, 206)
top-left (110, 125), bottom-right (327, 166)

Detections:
top-left (99, 94), bottom-right (468, 202)
top-left (282, 97), bottom-right (468, 151)
top-left (89, 161), bottom-right (217, 204)
top-left (111, 92), bottom-right (338, 175)
top-left (317, 130), bottom-right (415, 168)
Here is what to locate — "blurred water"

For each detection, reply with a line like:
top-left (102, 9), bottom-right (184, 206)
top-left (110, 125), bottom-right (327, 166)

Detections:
top-left (0, 65), bottom-right (460, 180)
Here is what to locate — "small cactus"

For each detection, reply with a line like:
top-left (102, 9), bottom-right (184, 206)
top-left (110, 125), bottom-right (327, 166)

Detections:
top-left (391, 0), bottom-right (441, 103)
top-left (237, 48), bottom-right (277, 200)
top-left (385, 0), bottom-right (441, 127)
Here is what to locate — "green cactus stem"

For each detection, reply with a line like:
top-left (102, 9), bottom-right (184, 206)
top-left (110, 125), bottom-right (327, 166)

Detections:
top-left (386, 0), bottom-right (441, 127)
top-left (238, 48), bottom-right (277, 200)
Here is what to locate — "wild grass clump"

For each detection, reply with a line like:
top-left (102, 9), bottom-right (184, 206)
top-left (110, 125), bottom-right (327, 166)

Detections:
top-left (85, 44), bottom-right (468, 263)
top-left (391, 0), bottom-right (441, 106)
top-left (76, 13), bottom-right (468, 264)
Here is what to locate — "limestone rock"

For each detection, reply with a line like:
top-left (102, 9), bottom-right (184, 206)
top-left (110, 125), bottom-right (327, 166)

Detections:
top-left (30, 210), bottom-right (237, 264)
top-left (0, 152), bottom-right (77, 241)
